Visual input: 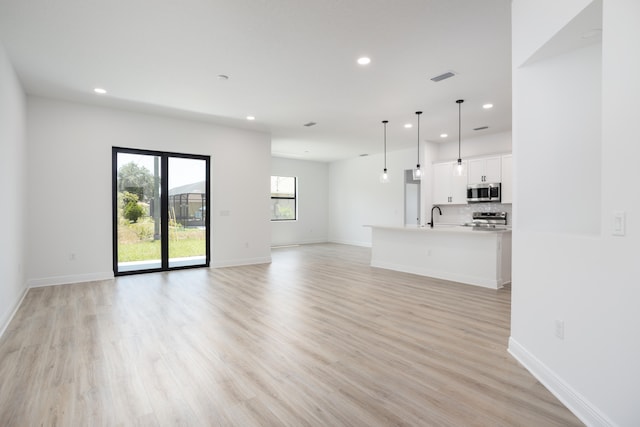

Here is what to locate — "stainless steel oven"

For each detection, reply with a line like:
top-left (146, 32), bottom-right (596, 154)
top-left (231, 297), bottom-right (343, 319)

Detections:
top-left (467, 183), bottom-right (501, 203)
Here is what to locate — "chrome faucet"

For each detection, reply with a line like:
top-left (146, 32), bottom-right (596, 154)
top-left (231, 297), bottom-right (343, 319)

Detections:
top-left (428, 205), bottom-right (442, 228)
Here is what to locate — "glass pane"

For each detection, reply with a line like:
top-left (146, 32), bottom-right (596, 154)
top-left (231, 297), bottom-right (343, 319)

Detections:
top-left (168, 157), bottom-right (207, 268)
top-left (271, 198), bottom-right (296, 220)
top-left (116, 153), bottom-right (162, 272)
top-left (271, 176), bottom-right (295, 197)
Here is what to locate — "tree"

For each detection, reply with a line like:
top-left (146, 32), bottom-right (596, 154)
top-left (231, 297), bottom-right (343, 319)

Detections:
top-left (118, 162), bottom-right (154, 202)
top-left (122, 191), bottom-right (144, 223)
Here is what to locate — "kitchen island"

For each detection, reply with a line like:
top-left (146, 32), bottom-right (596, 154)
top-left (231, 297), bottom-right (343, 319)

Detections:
top-left (366, 225), bottom-right (511, 289)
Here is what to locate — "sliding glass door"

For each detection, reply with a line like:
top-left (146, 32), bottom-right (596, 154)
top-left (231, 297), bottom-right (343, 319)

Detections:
top-left (167, 156), bottom-right (207, 268)
top-left (112, 147), bottom-right (210, 275)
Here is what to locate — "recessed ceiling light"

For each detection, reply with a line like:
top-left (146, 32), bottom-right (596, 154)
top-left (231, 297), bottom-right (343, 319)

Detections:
top-left (357, 57), bottom-right (371, 65)
top-left (440, 133), bottom-right (448, 138)
top-left (404, 123), bottom-right (413, 128)
top-left (94, 88), bottom-right (107, 94)
top-left (483, 103), bottom-right (494, 109)
top-left (246, 116), bottom-right (255, 121)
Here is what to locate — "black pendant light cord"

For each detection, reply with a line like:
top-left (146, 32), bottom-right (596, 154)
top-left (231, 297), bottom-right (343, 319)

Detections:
top-left (456, 100), bottom-right (464, 165)
top-left (382, 120), bottom-right (388, 172)
top-left (415, 111), bottom-right (422, 168)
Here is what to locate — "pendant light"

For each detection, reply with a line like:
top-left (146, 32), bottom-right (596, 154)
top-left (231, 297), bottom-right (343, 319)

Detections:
top-left (380, 120), bottom-right (390, 183)
top-left (412, 111), bottom-right (423, 180)
top-left (455, 99), bottom-right (465, 176)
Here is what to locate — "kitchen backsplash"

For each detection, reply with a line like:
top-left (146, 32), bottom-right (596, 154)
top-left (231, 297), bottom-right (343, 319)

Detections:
top-left (435, 203), bottom-right (513, 226)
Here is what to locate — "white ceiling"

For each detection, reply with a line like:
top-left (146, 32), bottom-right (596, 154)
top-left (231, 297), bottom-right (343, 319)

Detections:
top-left (0, 0), bottom-right (512, 162)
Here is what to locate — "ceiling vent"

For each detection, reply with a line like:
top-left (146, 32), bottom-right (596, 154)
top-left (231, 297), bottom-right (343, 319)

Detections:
top-left (430, 71), bottom-right (456, 82)
top-left (473, 126), bottom-right (489, 131)
top-left (303, 122), bottom-right (317, 127)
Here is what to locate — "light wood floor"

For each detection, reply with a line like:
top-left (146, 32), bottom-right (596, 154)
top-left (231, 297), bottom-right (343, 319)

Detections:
top-left (0, 243), bottom-right (583, 426)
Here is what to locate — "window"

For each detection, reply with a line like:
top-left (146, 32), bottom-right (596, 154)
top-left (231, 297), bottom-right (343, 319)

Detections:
top-left (271, 176), bottom-right (297, 221)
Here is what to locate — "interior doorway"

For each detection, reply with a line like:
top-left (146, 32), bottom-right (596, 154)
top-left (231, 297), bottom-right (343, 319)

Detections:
top-left (404, 169), bottom-right (421, 226)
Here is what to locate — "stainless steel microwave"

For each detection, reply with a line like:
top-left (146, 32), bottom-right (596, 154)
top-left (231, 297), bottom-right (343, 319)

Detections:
top-left (467, 183), bottom-right (501, 203)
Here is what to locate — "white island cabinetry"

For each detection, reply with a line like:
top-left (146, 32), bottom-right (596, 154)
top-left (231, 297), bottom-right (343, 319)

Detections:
top-left (367, 225), bottom-right (511, 289)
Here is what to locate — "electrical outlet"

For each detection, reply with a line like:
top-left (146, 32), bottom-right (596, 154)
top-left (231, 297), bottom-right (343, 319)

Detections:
top-left (555, 319), bottom-right (565, 340)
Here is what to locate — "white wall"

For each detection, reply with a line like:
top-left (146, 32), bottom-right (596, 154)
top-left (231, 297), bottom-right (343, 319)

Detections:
top-left (517, 45), bottom-right (601, 235)
top-left (510, 1), bottom-right (640, 426)
top-left (271, 157), bottom-right (328, 246)
top-left (0, 42), bottom-right (27, 334)
top-left (328, 148), bottom-right (417, 246)
top-left (436, 130), bottom-right (512, 162)
top-left (512, 0), bottom-right (593, 67)
top-left (26, 96), bottom-right (272, 286)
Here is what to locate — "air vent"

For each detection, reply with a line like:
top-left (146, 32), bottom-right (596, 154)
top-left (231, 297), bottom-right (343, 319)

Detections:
top-left (303, 122), bottom-right (317, 127)
top-left (430, 71), bottom-right (456, 82)
top-left (473, 126), bottom-right (489, 131)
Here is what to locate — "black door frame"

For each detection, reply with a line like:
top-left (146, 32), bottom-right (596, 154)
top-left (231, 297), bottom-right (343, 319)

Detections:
top-left (112, 147), bottom-right (210, 276)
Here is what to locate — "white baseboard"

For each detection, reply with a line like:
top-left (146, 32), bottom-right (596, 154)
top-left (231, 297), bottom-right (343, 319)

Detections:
top-left (328, 238), bottom-right (372, 248)
top-left (211, 256), bottom-right (272, 268)
top-left (0, 286), bottom-right (29, 339)
top-left (508, 337), bottom-right (616, 427)
top-left (28, 271), bottom-right (114, 288)
top-left (371, 260), bottom-right (501, 289)
top-left (271, 238), bottom-right (328, 247)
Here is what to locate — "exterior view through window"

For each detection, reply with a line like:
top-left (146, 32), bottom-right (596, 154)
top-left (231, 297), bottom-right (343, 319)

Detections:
top-left (271, 176), bottom-right (297, 221)
top-left (112, 147), bottom-right (210, 275)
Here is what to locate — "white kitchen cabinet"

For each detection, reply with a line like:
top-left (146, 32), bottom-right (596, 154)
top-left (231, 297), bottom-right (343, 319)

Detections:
top-left (501, 154), bottom-right (513, 204)
top-left (468, 156), bottom-right (502, 184)
top-left (432, 161), bottom-right (467, 204)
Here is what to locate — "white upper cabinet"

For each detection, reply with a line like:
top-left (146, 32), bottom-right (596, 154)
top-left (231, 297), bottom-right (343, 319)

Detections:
top-left (468, 156), bottom-right (502, 184)
top-left (433, 161), bottom-right (468, 205)
top-left (501, 154), bottom-right (513, 204)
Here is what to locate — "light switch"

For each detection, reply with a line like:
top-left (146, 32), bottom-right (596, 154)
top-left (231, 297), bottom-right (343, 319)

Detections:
top-left (612, 211), bottom-right (626, 236)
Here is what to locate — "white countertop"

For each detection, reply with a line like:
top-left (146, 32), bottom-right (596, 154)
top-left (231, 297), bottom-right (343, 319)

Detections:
top-left (365, 224), bottom-right (512, 234)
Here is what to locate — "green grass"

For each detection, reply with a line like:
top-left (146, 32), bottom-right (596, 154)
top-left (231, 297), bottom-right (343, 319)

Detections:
top-left (118, 238), bottom-right (206, 262)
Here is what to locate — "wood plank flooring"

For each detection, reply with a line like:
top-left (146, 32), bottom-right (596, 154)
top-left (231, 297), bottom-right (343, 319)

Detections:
top-left (0, 243), bottom-right (583, 426)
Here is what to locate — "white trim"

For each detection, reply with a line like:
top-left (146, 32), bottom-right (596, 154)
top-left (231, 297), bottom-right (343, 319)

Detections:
top-left (371, 260), bottom-right (503, 289)
top-left (27, 271), bottom-right (114, 288)
top-left (0, 287), bottom-right (29, 339)
top-left (210, 256), bottom-right (272, 268)
top-left (508, 337), bottom-right (617, 427)
top-left (271, 238), bottom-right (328, 246)
top-left (328, 238), bottom-right (371, 248)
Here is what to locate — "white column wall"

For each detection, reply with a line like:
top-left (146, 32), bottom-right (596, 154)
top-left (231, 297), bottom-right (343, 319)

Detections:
top-left (510, 1), bottom-right (640, 425)
top-left (0, 42), bottom-right (27, 334)
top-left (26, 96), bottom-right (272, 285)
top-left (271, 157), bottom-right (329, 246)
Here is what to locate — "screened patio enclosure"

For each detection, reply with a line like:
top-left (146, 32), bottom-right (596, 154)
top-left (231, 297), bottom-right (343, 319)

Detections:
top-left (168, 181), bottom-right (207, 227)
